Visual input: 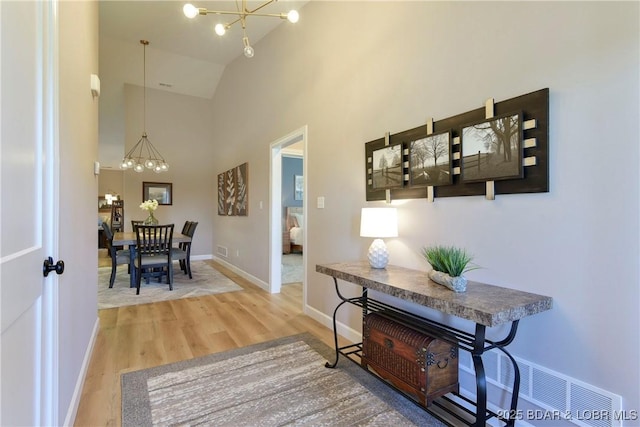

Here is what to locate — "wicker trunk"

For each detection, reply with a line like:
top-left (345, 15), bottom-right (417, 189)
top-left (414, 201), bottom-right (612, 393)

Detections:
top-left (362, 312), bottom-right (459, 406)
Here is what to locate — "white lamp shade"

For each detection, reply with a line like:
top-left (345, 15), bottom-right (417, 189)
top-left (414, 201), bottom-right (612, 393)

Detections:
top-left (360, 208), bottom-right (398, 238)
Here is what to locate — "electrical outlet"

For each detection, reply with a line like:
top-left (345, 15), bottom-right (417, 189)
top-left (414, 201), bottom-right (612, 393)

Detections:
top-left (236, 249), bottom-right (240, 257)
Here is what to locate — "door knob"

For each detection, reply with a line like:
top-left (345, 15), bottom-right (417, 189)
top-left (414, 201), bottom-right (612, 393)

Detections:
top-left (43, 257), bottom-right (65, 277)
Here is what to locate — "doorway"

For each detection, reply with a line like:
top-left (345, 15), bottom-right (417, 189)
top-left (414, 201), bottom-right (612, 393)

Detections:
top-left (269, 126), bottom-right (307, 302)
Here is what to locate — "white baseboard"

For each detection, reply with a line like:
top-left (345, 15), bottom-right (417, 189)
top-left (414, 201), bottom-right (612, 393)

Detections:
top-left (65, 316), bottom-right (99, 426)
top-left (212, 256), bottom-right (269, 291)
top-left (303, 303), bottom-right (362, 344)
top-left (191, 254), bottom-right (213, 262)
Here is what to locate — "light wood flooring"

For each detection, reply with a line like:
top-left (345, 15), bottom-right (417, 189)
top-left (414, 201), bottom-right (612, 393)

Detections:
top-left (75, 259), bottom-right (348, 426)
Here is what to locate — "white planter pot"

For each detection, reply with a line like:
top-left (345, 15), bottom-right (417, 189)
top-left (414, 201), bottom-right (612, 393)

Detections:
top-left (428, 270), bottom-right (467, 293)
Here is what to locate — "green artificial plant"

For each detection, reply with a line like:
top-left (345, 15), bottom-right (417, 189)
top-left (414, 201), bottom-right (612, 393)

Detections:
top-left (421, 245), bottom-right (479, 277)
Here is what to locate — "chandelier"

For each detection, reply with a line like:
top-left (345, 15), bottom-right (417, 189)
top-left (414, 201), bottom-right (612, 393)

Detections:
top-left (120, 40), bottom-right (169, 173)
top-left (183, 1), bottom-right (299, 58)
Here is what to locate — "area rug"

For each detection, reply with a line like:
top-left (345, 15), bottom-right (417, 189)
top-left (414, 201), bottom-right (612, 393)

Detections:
top-left (282, 253), bottom-right (303, 284)
top-left (121, 333), bottom-right (444, 426)
top-left (98, 261), bottom-right (242, 309)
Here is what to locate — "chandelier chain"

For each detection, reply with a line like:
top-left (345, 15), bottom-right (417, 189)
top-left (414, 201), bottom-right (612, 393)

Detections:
top-left (120, 39), bottom-right (169, 173)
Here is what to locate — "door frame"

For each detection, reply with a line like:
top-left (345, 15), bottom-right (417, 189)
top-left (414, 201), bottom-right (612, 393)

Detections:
top-left (269, 125), bottom-right (307, 298)
top-left (41, 0), bottom-right (60, 423)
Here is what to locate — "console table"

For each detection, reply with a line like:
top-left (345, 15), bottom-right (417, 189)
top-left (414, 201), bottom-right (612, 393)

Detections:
top-left (316, 261), bottom-right (552, 427)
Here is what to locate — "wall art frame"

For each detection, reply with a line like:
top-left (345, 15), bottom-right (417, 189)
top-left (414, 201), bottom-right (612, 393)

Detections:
top-left (142, 182), bottom-right (172, 205)
top-left (461, 112), bottom-right (523, 183)
top-left (409, 130), bottom-right (453, 187)
top-left (218, 162), bottom-right (249, 216)
top-left (369, 141), bottom-right (404, 190)
top-left (365, 88), bottom-right (549, 201)
top-left (294, 175), bottom-right (304, 200)
top-left (98, 197), bottom-right (111, 212)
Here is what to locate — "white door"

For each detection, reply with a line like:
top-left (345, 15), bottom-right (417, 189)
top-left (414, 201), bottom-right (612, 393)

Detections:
top-left (1, 1), bottom-right (58, 425)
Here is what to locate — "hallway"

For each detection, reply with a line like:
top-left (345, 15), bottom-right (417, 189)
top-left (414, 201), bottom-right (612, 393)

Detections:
top-left (75, 260), bottom-right (345, 426)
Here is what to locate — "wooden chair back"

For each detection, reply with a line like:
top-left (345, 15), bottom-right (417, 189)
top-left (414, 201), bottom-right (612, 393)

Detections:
top-left (186, 221), bottom-right (198, 238)
top-left (135, 224), bottom-right (174, 257)
top-left (102, 222), bottom-right (115, 254)
top-left (133, 224), bottom-right (174, 294)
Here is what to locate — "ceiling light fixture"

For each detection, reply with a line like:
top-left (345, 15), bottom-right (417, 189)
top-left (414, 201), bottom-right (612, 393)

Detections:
top-left (120, 40), bottom-right (169, 173)
top-left (183, 1), bottom-right (299, 58)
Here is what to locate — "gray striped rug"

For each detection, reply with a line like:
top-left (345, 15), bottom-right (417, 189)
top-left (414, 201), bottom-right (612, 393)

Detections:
top-left (122, 333), bottom-right (445, 426)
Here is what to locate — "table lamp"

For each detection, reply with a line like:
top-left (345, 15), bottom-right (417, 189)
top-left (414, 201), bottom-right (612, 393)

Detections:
top-left (360, 207), bottom-right (398, 269)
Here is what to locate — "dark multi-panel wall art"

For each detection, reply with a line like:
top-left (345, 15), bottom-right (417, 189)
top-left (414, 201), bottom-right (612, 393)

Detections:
top-left (365, 88), bottom-right (549, 201)
top-left (218, 162), bottom-right (248, 216)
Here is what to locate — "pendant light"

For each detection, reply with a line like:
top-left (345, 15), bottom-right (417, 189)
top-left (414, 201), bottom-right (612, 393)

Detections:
top-left (183, 1), bottom-right (299, 58)
top-left (120, 40), bottom-right (169, 173)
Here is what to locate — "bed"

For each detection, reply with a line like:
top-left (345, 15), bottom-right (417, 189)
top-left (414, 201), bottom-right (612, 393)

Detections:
top-left (285, 207), bottom-right (303, 254)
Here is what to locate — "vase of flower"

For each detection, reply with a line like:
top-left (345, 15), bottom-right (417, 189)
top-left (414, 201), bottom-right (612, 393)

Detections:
top-left (143, 211), bottom-right (158, 225)
top-left (140, 199), bottom-right (159, 225)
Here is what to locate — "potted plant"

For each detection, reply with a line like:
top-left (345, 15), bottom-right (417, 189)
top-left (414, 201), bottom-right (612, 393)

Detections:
top-left (421, 245), bottom-right (479, 292)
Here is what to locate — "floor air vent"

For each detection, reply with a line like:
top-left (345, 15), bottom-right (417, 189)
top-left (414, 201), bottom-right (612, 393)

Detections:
top-left (216, 245), bottom-right (228, 257)
top-left (459, 350), bottom-right (623, 426)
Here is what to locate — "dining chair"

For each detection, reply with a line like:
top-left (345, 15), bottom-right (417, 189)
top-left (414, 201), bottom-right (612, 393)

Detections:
top-left (101, 222), bottom-right (130, 288)
top-left (175, 220), bottom-right (192, 271)
top-left (131, 220), bottom-right (144, 231)
top-left (172, 221), bottom-right (198, 279)
top-left (133, 224), bottom-right (174, 295)
top-left (170, 220), bottom-right (191, 276)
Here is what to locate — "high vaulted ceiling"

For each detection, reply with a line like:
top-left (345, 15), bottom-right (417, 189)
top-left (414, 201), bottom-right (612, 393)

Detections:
top-left (99, 0), bottom-right (307, 98)
top-left (98, 0), bottom-right (307, 168)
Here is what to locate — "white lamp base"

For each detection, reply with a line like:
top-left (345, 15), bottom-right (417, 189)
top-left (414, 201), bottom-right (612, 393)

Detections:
top-left (368, 238), bottom-right (389, 269)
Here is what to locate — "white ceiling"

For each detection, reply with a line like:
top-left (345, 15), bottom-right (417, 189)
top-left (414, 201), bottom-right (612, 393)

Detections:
top-left (99, 0), bottom-right (307, 98)
top-left (98, 0), bottom-right (308, 167)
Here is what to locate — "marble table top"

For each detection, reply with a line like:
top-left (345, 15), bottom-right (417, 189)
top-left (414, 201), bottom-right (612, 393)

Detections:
top-left (316, 261), bottom-right (552, 327)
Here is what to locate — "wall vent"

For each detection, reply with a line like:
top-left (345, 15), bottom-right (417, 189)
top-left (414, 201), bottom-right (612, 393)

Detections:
top-left (570, 383), bottom-right (615, 427)
top-left (459, 350), bottom-right (623, 427)
top-left (216, 245), bottom-right (228, 257)
top-left (532, 367), bottom-right (568, 411)
top-left (499, 354), bottom-right (532, 399)
top-left (484, 351), bottom-right (499, 382)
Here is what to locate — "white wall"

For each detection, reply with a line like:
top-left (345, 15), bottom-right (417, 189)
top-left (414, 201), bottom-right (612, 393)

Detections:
top-left (58, 1), bottom-right (100, 423)
top-left (208, 1), bottom-right (639, 410)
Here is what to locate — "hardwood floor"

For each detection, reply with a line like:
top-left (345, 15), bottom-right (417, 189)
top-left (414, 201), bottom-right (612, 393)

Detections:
top-left (75, 259), bottom-right (348, 426)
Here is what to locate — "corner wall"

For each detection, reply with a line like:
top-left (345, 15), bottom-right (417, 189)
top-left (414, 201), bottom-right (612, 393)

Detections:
top-left (209, 1), bottom-right (639, 410)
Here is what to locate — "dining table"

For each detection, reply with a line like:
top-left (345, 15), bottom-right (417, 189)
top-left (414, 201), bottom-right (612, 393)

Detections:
top-left (112, 231), bottom-right (192, 288)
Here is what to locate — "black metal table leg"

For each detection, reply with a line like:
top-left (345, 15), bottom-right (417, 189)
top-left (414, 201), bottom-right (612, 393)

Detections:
top-left (325, 298), bottom-right (348, 368)
top-left (492, 321), bottom-right (520, 427)
top-left (325, 278), bottom-right (363, 368)
top-left (472, 324), bottom-right (488, 427)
